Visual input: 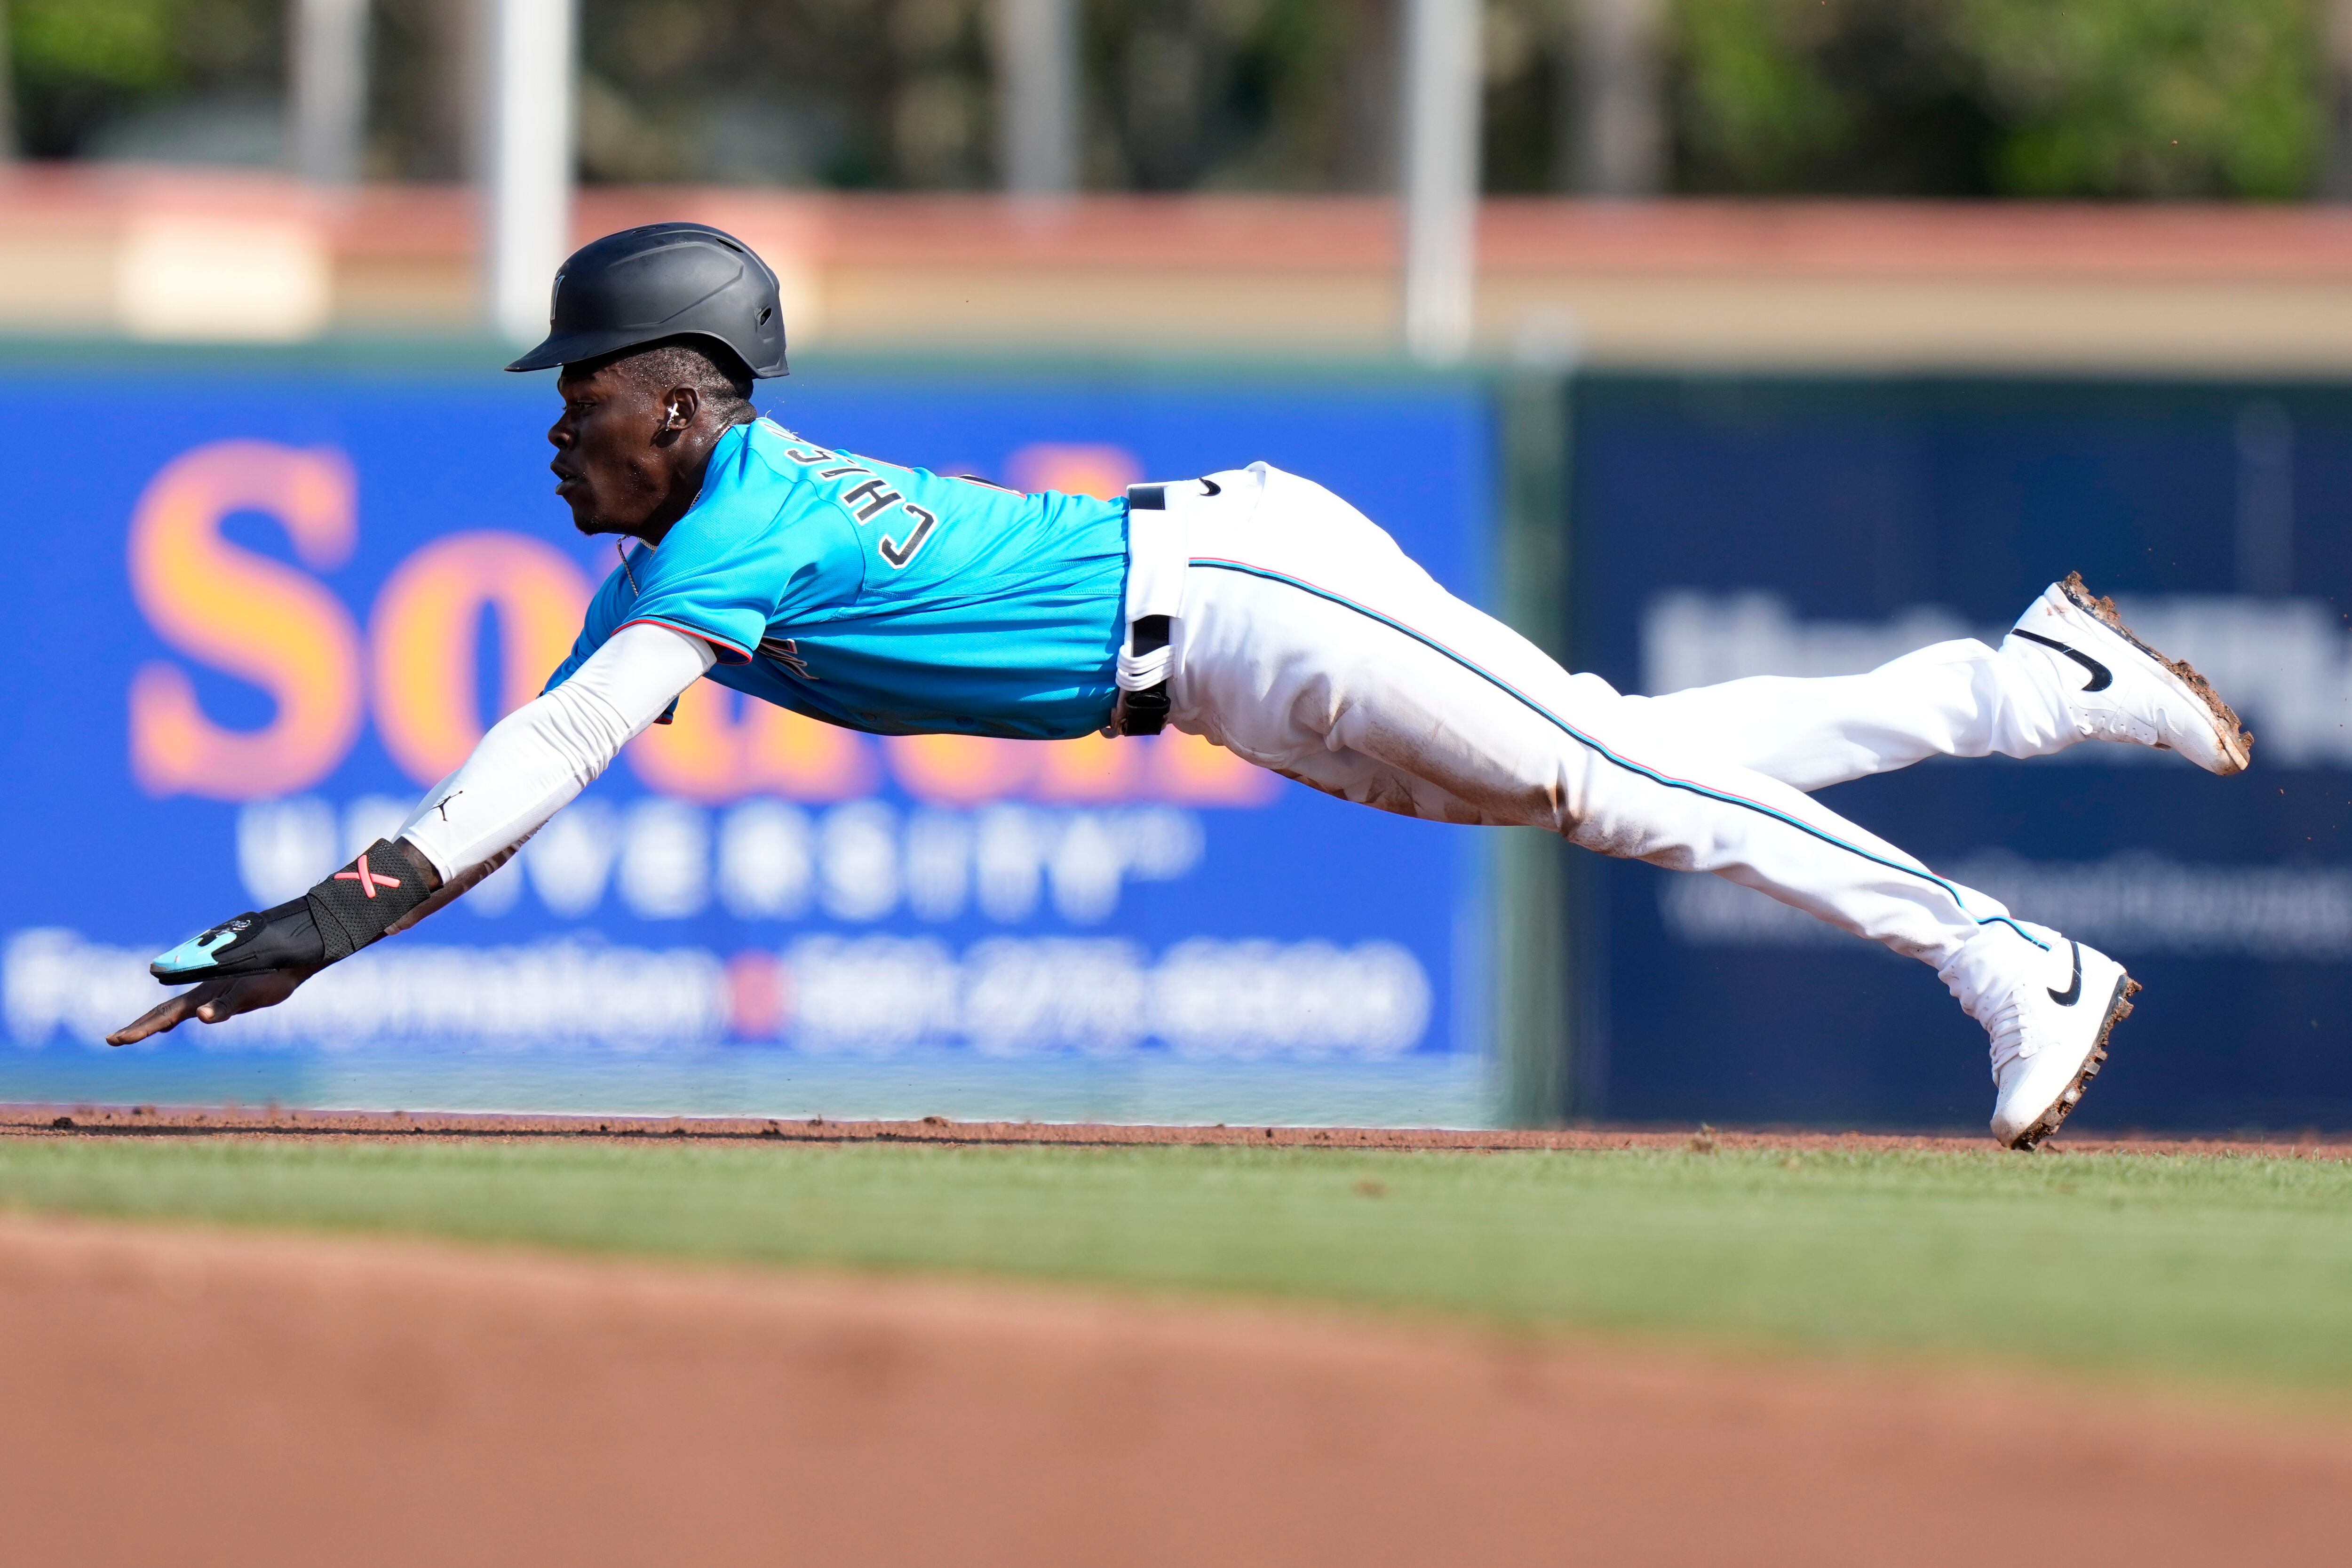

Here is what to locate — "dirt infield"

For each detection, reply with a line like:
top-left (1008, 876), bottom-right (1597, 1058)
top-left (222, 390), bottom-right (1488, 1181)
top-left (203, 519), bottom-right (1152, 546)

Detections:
top-left (1, 1210), bottom-right (2346, 1568)
top-left (8, 1102), bottom-right (2350, 1156)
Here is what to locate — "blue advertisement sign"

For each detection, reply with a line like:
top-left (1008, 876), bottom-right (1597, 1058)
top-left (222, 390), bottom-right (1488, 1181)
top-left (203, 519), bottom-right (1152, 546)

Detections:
top-left (1575, 378), bottom-right (2352, 1132)
top-left (1, 363), bottom-right (1494, 1124)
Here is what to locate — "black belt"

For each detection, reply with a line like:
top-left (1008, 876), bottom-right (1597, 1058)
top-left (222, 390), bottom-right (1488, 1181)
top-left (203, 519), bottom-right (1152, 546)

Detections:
top-left (1115, 479), bottom-right (1177, 735)
top-left (1114, 613), bottom-right (1171, 735)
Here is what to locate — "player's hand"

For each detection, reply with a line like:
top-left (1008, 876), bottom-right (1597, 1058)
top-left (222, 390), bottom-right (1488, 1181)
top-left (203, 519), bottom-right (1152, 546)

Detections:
top-left (105, 965), bottom-right (320, 1047)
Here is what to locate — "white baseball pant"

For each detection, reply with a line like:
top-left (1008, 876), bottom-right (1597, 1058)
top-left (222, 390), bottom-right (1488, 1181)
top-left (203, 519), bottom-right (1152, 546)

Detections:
top-left (1159, 464), bottom-right (2081, 973)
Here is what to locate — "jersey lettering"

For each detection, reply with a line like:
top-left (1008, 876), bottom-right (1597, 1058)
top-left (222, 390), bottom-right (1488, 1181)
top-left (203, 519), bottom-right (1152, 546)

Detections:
top-left (842, 478), bottom-right (905, 522)
top-left (782, 444), bottom-right (832, 465)
top-left (879, 504), bottom-right (938, 569)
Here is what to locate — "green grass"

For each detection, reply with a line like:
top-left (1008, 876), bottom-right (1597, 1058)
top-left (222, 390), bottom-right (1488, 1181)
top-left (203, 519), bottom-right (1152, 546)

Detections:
top-left (4, 1136), bottom-right (2350, 1402)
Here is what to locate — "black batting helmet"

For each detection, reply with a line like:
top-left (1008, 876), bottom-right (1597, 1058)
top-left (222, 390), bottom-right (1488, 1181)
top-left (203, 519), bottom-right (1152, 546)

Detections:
top-left (505, 222), bottom-right (789, 378)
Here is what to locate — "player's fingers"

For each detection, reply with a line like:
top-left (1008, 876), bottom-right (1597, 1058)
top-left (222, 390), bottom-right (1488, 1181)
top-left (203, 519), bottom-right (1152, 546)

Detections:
top-left (111, 964), bottom-right (318, 1043)
top-left (109, 967), bottom-right (302, 1043)
top-left (105, 985), bottom-right (220, 1046)
top-left (191, 967), bottom-right (314, 1024)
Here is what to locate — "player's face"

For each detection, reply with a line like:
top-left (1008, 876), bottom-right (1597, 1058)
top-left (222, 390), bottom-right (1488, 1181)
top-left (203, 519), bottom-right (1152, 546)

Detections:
top-left (547, 361), bottom-right (676, 538)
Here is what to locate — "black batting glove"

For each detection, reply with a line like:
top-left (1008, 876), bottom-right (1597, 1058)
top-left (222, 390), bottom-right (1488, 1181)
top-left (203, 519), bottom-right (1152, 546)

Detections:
top-left (150, 838), bottom-right (437, 983)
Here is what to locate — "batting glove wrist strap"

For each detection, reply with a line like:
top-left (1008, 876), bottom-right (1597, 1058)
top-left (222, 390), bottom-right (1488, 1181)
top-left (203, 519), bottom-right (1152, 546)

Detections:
top-left (150, 838), bottom-right (436, 982)
top-left (302, 838), bottom-right (437, 963)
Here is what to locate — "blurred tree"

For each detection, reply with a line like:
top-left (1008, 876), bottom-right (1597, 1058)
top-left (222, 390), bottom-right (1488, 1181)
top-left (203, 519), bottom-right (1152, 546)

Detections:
top-left (1084, 0), bottom-right (1395, 190)
top-left (1481, 0), bottom-right (1564, 192)
top-left (9, 0), bottom-right (280, 161)
top-left (1669, 0), bottom-right (1990, 193)
top-left (559, 0), bottom-right (2332, 197)
top-left (1955, 0), bottom-right (2317, 198)
top-left (0, 0), bottom-right (2328, 199)
top-left (564, 0), bottom-right (991, 188)
top-left (369, 0), bottom-right (475, 181)
top-left (1667, 0), bottom-right (2321, 199)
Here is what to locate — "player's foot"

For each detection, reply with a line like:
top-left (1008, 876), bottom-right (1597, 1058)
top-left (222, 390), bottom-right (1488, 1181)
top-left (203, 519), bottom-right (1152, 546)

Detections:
top-left (1979, 933), bottom-right (2137, 1149)
top-left (2004, 573), bottom-right (2252, 774)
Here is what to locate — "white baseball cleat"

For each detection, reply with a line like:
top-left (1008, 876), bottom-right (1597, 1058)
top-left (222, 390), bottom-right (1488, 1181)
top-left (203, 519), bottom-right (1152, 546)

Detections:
top-left (1983, 935), bottom-right (2137, 1150)
top-left (2004, 572), bottom-right (2252, 775)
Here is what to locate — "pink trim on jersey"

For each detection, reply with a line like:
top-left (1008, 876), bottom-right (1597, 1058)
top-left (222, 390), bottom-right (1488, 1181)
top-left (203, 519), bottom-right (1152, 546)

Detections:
top-left (617, 616), bottom-right (753, 666)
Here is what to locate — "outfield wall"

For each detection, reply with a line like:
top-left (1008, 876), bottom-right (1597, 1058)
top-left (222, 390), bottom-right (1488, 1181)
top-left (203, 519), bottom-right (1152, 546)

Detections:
top-left (0, 358), bottom-right (1495, 1125)
top-left (5, 354), bottom-right (2346, 1131)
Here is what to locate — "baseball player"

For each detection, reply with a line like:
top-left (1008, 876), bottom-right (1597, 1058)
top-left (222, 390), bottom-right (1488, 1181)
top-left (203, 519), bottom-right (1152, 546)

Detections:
top-left (108, 223), bottom-right (2253, 1148)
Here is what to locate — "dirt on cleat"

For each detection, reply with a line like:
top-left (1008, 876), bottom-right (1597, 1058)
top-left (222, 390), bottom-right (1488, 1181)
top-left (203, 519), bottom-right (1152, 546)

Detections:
top-left (2010, 976), bottom-right (2138, 1152)
top-left (2059, 572), bottom-right (2254, 772)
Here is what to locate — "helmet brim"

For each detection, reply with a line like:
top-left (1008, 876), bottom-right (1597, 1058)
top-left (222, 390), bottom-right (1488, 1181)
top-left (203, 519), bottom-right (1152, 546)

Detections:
top-left (505, 326), bottom-right (788, 377)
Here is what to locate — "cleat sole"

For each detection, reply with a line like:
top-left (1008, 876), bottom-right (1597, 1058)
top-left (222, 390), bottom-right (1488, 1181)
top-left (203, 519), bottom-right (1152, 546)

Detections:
top-left (2006, 974), bottom-right (2138, 1151)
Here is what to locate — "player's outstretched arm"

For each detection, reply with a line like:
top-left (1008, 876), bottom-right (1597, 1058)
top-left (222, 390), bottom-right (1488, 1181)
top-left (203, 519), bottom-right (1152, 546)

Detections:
top-left (109, 622), bottom-right (718, 1045)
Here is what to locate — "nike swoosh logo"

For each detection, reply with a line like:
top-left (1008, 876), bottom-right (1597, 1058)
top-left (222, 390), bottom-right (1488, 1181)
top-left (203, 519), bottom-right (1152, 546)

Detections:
top-left (1199, 478), bottom-right (1221, 496)
top-left (2011, 629), bottom-right (2112, 693)
top-left (2048, 939), bottom-right (2083, 1006)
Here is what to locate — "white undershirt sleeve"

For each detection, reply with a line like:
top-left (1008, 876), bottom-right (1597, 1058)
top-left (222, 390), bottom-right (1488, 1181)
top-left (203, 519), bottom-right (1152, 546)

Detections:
top-left (395, 621), bottom-right (719, 887)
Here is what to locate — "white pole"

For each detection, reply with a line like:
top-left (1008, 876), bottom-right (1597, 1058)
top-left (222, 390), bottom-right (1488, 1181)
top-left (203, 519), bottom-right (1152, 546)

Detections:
top-left (1573, 0), bottom-right (1663, 195)
top-left (289, 0), bottom-right (370, 185)
top-left (1400, 0), bottom-right (1480, 364)
top-left (995, 0), bottom-right (1079, 196)
top-left (484, 0), bottom-right (577, 345)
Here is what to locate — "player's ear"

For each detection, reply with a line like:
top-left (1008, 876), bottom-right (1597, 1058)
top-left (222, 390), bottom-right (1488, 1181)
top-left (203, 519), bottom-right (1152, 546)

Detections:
top-left (660, 385), bottom-right (698, 437)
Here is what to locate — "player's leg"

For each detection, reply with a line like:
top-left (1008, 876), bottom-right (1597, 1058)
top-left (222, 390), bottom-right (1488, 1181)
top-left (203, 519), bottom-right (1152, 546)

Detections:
top-left (1173, 465), bottom-right (2017, 960)
top-left (1629, 581), bottom-right (2250, 793)
top-left (1181, 564), bottom-right (1997, 962)
top-left (1628, 642), bottom-right (2071, 794)
top-left (1171, 464), bottom-right (2127, 1146)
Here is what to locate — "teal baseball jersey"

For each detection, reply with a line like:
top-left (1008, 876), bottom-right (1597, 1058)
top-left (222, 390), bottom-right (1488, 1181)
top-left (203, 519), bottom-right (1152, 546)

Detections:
top-left (545, 417), bottom-right (1129, 740)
